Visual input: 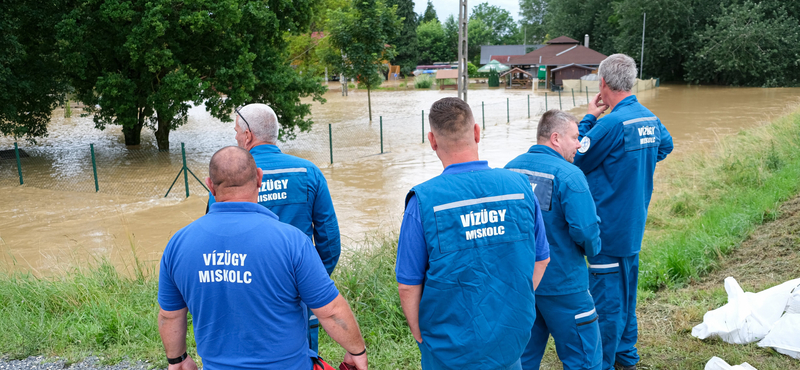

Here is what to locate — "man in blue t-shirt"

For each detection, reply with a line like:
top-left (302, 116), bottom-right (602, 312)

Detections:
top-left (574, 54), bottom-right (673, 370)
top-left (396, 97), bottom-right (550, 370)
top-left (159, 146), bottom-right (367, 370)
top-left (207, 103), bottom-right (341, 353)
top-left (505, 110), bottom-right (602, 370)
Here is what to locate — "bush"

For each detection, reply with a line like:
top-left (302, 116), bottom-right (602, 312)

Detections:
top-left (414, 74), bottom-right (434, 88)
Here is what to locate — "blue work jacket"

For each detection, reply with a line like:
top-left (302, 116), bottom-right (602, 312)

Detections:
top-left (574, 95), bottom-right (673, 257)
top-left (505, 145), bottom-right (602, 295)
top-left (408, 166), bottom-right (540, 369)
top-left (209, 145), bottom-right (340, 275)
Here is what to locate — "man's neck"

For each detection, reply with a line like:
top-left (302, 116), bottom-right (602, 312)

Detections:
top-left (605, 90), bottom-right (633, 112)
top-left (246, 140), bottom-right (271, 151)
top-left (439, 149), bottom-right (480, 169)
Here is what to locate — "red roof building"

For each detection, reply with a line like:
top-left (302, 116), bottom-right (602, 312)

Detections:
top-left (506, 36), bottom-right (607, 89)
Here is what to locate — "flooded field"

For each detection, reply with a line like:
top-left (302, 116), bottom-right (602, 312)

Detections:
top-left (2, 83), bottom-right (800, 274)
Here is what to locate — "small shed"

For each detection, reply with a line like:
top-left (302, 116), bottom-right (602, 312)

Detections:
top-left (551, 64), bottom-right (595, 86)
top-left (499, 67), bottom-right (534, 89)
top-left (435, 69), bottom-right (459, 90)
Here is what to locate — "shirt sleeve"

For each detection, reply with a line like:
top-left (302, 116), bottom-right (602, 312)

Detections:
top-left (295, 234), bottom-right (340, 309)
top-left (563, 173), bottom-right (602, 258)
top-left (578, 114), bottom-right (598, 137)
top-left (532, 195), bottom-right (550, 262)
top-left (395, 194), bottom-right (428, 286)
top-left (657, 121), bottom-right (674, 162)
top-left (310, 169), bottom-right (341, 276)
top-left (157, 240), bottom-right (187, 311)
top-left (574, 120), bottom-right (616, 175)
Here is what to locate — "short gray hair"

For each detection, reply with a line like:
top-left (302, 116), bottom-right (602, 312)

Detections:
top-left (537, 109), bottom-right (577, 143)
top-left (237, 103), bottom-right (279, 144)
top-left (598, 54), bottom-right (637, 92)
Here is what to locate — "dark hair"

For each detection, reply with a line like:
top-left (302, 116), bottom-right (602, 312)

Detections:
top-left (428, 97), bottom-right (474, 139)
top-left (537, 110), bottom-right (578, 142)
top-left (208, 146), bottom-right (259, 188)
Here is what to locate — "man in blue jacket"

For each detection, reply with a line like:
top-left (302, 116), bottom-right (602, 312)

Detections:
top-left (396, 97), bottom-right (550, 370)
top-left (207, 103), bottom-right (341, 354)
top-left (574, 54), bottom-right (673, 370)
top-left (506, 109), bottom-right (602, 370)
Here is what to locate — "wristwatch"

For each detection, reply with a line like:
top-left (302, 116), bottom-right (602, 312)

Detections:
top-left (167, 351), bottom-right (188, 365)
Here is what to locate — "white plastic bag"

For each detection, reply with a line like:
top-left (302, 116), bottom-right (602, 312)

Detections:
top-left (704, 356), bottom-right (758, 370)
top-left (691, 277), bottom-right (800, 344)
top-left (757, 288), bottom-right (800, 359)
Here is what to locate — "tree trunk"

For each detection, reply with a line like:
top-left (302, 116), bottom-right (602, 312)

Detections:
top-left (122, 122), bottom-right (144, 146)
top-left (154, 110), bottom-right (171, 151)
top-left (367, 86), bottom-right (372, 121)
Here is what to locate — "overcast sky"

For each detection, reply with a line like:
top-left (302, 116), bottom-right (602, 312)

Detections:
top-left (413, 0), bottom-right (521, 23)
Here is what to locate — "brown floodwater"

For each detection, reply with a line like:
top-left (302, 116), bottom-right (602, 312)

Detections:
top-left (2, 83), bottom-right (799, 274)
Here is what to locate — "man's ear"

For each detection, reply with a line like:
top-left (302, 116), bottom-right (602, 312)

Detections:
top-left (255, 168), bottom-right (263, 189)
top-left (205, 177), bottom-right (216, 196)
top-left (473, 123), bottom-right (481, 144)
top-left (428, 131), bottom-right (437, 151)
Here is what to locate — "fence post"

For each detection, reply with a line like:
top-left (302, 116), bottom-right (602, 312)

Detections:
top-left (545, 92), bottom-right (548, 111)
top-left (527, 95), bottom-right (530, 118)
top-left (380, 116), bottom-right (383, 154)
top-left (329, 124), bottom-right (333, 164)
top-left (14, 142), bottom-right (23, 185)
top-left (422, 110), bottom-right (425, 143)
top-left (586, 86), bottom-right (589, 104)
top-left (572, 88), bottom-right (576, 106)
top-left (90, 144), bottom-right (99, 192)
top-left (506, 98), bottom-right (510, 123)
top-left (558, 90), bottom-right (562, 110)
top-left (482, 102), bottom-right (485, 130)
top-left (182, 143), bottom-right (189, 198)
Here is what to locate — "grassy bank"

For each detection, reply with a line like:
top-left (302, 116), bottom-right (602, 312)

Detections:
top-left (2, 108), bottom-right (800, 368)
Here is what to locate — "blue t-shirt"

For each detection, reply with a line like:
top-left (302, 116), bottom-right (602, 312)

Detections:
top-left (396, 161), bottom-right (550, 286)
top-left (158, 202), bottom-right (340, 370)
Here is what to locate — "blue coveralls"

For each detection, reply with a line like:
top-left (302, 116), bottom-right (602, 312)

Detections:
top-left (506, 145), bottom-right (603, 370)
top-left (208, 144), bottom-right (341, 354)
top-left (396, 161), bottom-right (550, 370)
top-left (573, 96), bottom-right (673, 369)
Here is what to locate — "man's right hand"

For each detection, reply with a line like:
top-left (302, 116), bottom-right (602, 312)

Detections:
top-left (343, 351), bottom-right (368, 370)
top-left (167, 354), bottom-right (198, 370)
top-left (587, 93), bottom-right (609, 118)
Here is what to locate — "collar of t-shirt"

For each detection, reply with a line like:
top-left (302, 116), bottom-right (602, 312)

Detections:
top-left (250, 144), bottom-right (282, 156)
top-left (527, 144), bottom-right (565, 161)
top-left (611, 95), bottom-right (639, 113)
top-left (441, 160), bottom-right (491, 175)
top-left (209, 201), bottom-right (278, 220)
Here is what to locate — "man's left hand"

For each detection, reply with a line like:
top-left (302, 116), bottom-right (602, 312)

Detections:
top-left (168, 354), bottom-right (198, 370)
top-left (343, 351), bottom-right (368, 370)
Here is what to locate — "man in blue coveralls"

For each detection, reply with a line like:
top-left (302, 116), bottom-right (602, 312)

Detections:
top-left (207, 104), bottom-right (340, 354)
top-left (505, 110), bottom-right (603, 370)
top-left (573, 54), bottom-right (673, 370)
top-left (396, 97), bottom-right (551, 370)
top-left (159, 146), bottom-right (367, 370)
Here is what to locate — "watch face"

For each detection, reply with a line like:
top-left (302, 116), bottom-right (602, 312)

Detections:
top-left (579, 136), bottom-right (591, 154)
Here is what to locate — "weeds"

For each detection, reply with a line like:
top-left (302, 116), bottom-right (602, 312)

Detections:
top-left (413, 74), bottom-right (434, 89)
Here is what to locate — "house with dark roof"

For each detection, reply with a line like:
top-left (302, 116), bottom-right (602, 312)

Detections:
top-left (479, 44), bottom-right (544, 64)
top-left (505, 36), bottom-right (607, 89)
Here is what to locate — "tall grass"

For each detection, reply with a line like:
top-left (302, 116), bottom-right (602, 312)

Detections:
top-left (413, 75), bottom-right (434, 89)
top-left (639, 110), bottom-right (800, 290)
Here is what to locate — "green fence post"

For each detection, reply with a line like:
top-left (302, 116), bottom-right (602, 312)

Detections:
top-left (14, 142), bottom-right (23, 185)
top-left (506, 98), bottom-right (510, 123)
top-left (482, 102), bottom-right (485, 130)
top-left (586, 86), bottom-right (589, 104)
top-left (527, 95), bottom-right (530, 118)
top-left (90, 144), bottom-right (99, 192)
top-left (329, 124), bottom-right (333, 164)
top-left (558, 90), bottom-right (562, 110)
top-left (572, 89), bottom-right (576, 106)
top-left (181, 142), bottom-right (189, 198)
top-left (545, 92), bottom-right (548, 111)
top-left (422, 110), bottom-right (425, 143)
top-left (380, 116), bottom-right (383, 154)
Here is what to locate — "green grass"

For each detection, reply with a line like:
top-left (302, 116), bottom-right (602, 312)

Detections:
top-left (413, 75), bottom-right (434, 89)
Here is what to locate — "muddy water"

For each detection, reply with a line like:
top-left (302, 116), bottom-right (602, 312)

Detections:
top-left (2, 84), bottom-right (800, 274)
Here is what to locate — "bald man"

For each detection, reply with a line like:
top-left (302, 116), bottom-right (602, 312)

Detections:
top-left (159, 146), bottom-right (367, 370)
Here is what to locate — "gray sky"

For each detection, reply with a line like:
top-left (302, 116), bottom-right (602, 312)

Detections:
top-left (413, 0), bottom-right (521, 23)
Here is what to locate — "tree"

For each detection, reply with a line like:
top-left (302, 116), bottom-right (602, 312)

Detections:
top-left (417, 20), bottom-right (447, 64)
top-left (471, 3), bottom-right (519, 45)
top-left (57, 0), bottom-right (325, 150)
top-left (519, 0), bottom-right (548, 44)
top-left (543, 0), bottom-right (617, 55)
top-left (387, 0), bottom-right (419, 76)
top-left (422, 0), bottom-right (438, 23)
top-left (327, 0), bottom-right (400, 121)
top-left (468, 18), bottom-right (494, 65)
top-left (0, 0), bottom-right (68, 141)
top-left (442, 15), bottom-right (459, 62)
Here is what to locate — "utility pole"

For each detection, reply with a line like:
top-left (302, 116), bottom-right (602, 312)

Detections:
top-left (640, 12), bottom-right (646, 79)
top-left (458, 0), bottom-right (468, 102)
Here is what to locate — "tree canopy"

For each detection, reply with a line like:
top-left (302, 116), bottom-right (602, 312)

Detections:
top-left (421, 0), bottom-right (438, 23)
top-left (387, 0), bottom-right (419, 76)
top-left (471, 3), bottom-right (520, 45)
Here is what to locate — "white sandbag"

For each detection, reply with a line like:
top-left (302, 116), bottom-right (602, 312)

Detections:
top-left (785, 289), bottom-right (800, 314)
top-left (692, 277), bottom-right (800, 344)
top-left (704, 356), bottom-right (758, 370)
top-left (757, 313), bottom-right (800, 359)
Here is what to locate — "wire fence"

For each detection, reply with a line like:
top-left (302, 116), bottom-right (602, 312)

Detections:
top-left (2, 90), bottom-right (592, 199)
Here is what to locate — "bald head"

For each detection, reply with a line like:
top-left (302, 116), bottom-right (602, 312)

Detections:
top-left (207, 146), bottom-right (262, 202)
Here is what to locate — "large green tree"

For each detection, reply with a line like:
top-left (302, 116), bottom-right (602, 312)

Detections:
top-left (1, 0), bottom-right (68, 141)
top-left (471, 3), bottom-right (520, 45)
top-left (387, 0), bottom-right (419, 76)
top-left (468, 18), bottom-right (494, 65)
top-left (519, 0), bottom-right (548, 44)
top-left (421, 0), bottom-right (438, 23)
top-left (417, 20), bottom-right (447, 64)
top-left (57, 0), bottom-right (325, 150)
top-left (442, 15), bottom-right (459, 62)
top-left (327, 0), bottom-right (400, 121)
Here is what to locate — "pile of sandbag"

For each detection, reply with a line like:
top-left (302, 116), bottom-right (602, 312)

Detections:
top-left (692, 276), bottom-right (800, 365)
